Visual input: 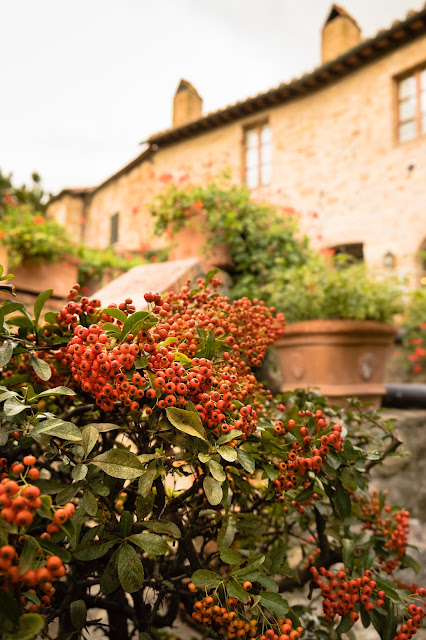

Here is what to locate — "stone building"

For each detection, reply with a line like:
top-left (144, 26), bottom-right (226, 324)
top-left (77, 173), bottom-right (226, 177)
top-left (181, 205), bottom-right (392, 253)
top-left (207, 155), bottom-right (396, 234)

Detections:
top-left (47, 4), bottom-right (426, 286)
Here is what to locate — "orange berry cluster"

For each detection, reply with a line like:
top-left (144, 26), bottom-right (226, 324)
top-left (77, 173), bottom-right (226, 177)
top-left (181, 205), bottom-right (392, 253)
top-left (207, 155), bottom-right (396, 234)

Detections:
top-left (58, 277), bottom-right (284, 440)
top-left (358, 490), bottom-right (409, 574)
top-left (273, 412), bottom-right (343, 496)
top-left (310, 567), bottom-right (384, 623)
top-left (191, 594), bottom-right (302, 640)
top-left (56, 284), bottom-right (103, 331)
top-left (0, 458), bottom-right (74, 534)
top-left (0, 545), bottom-right (65, 613)
top-left (392, 601), bottom-right (426, 640)
top-left (1, 350), bottom-right (61, 388)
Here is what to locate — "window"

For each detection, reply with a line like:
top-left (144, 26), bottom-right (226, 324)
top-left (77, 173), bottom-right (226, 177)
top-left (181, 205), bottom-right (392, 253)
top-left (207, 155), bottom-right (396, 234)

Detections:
top-left (244, 122), bottom-right (272, 188)
top-left (110, 212), bottom-right (119, 245)
top-left (397, 67), bottom-right (426, 142)
top-left (330, 242), bottom-right (364, 262)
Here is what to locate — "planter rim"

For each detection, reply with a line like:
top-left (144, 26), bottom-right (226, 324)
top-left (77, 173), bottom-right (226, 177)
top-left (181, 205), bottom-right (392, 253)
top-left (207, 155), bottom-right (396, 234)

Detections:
top-left (278, 318), bottom-right (397, 338)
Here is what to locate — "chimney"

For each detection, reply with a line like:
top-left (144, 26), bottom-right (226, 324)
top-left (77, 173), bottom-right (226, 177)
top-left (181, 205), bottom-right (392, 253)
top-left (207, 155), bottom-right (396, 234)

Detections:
top-left (172, 79), bottom-right (203, 128)
top-left (321, 4), bottom-right (361, 64)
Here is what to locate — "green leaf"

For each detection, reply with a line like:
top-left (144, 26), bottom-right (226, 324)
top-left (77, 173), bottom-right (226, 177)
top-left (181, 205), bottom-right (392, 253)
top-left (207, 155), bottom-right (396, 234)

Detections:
top-left (268, 540), bottom-right (287, 575)
top-left (21, 592), bottom-right (40, 606)
top-left (74, 538), bottom-right (118, 561)
top-left (101, 307), bottom-right (127, 323)
top-left (118, 543), bottom-right (144, 593)
top-left (90, 449), bottom-right (146, 479)
top-left (294, 482), bottom-right (314, 503)
top-left (99, 322), bottom-right (121, 334)
top-left (82, 490), bottom-right (98, 516)
top-left (375, 578), bottom-right (402, 601)
top-left (86, 422), bottom-right (119, 433)
top-left (218, 446), bottom-right (237, 462)
top-left (36, 538), bottom-right (71, 563)
top-left (198, 452), bottom-right (211, 463)
top-left (136, 493), bottom-right (155, 521)
top-left (1, 373), bottom-right (31, 387)
top-left (0, 341), bottom-right (14, 367)
top-left (120, 511), bottom-right (133, 537)
top-left (128, 533), bottom-right (168, 555)
top-left (203, 476), bottom-right (223, 505)
top-left (142, 520), bottom-right (181, 538)
top-left (82, 425), bottom-right (99, 456)
top-left (0, 589), bottom-right (19, 633)
top-left (237, 449), bottom-right (255, 473)
top-left (166, 407), bottom-right (208, 441)
top-left (216, 429), bottom-right (242, 445)
top-left (29, 355), bottom-right (51, 381)
top-left (342, 538), bottom-right (354, 570)
top-left (227, 578), bottom-right (249, 604)
top-left (137, 453), bottom-right (162, 463)
top-left (173, 352), bottom-right (192, 365)
top-left (401, 554), bottom-right (421, 573)
top-left (120, 311), bottom-right (152, 342)
top-left (138, 462), bottom-right (157, 498)
top-left (19, 539), bottom-right (37, 573)
top-left (70, 599), bottom-right (87, 631)
top-left (260, 591), bottom-right (289, 618)
top-left (207, 459), bottom-right (226, 482)
top-left (360, 604), bottom-right (371, 628)
top-left (4, 613), bottom-right (45, 640)
top-left (4, 396), bottom-right (29, 416)
top-left (71, 464), bottom-right (88, 481)
top-left (217, 518), bottom-right (236, 550)
top-left (34, 386), bottom-right (76, 398)
top-left (384, 603), bottom-right (398, 640)
top-left (56, 481), bottom-right (84, 505)
top-left (135, 356), bottom-right (149, 369)
top-left (34, 419), bottom-right (82, 442)
top-left (100, 548), bottom-right (120, 595)
top-left (234, 555), bottom-right (265, 576)
top-left (1, 301), bottom-right (27, 317)
top-left (191, 569), bottom-right (223, 588)
top-left (336, 614), bottom-right (354, 635)
top-left (220, 549), bottom-right (241, 565)
top-left (334, 481), bottom-right (352, 520)
top-left (34, 289), bottom-right (53, 325)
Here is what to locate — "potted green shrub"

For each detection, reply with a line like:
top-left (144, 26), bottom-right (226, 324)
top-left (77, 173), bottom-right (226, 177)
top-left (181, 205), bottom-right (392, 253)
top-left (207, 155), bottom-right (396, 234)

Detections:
top-left (0, 205), bottom-right (79, 298)
top-left (266, 255), bottom-right (403, 405)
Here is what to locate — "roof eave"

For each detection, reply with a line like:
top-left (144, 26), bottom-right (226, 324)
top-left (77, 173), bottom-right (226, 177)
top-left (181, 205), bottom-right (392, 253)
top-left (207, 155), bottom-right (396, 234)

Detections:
top-left (146, 6), bottom-right (426, 147)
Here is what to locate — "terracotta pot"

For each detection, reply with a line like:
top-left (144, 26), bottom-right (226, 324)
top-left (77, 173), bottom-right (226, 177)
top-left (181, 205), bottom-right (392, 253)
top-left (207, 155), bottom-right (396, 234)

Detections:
top-left (168, 212), bottom-right (232, 272)
top-left (12, 256), bottom-right (80, 299)
top-left (274, 319), bottom-right (397, 406)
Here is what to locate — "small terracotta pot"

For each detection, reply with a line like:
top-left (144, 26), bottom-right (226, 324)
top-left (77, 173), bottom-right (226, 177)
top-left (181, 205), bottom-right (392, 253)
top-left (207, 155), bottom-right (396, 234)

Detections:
top-left (168, 212), bottom-right (232, 272)
top-left (274, 319), bottom-right (397, 406)
top-left (12, 256), bottom-right (80, 299)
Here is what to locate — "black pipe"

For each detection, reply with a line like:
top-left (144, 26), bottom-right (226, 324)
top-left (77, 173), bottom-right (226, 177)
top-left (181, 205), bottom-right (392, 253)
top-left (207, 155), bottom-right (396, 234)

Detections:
top-left (382, 383), bottom-right (426, 409)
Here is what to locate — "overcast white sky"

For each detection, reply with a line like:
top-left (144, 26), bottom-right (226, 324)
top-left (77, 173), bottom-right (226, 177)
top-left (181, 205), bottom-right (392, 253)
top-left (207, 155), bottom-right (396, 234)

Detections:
top-left (1, 0), bottom-right (425, 194)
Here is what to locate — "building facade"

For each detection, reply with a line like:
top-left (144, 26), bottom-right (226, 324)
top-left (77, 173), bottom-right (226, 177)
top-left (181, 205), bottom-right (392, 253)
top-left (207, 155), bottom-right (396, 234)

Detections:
top-left (47, 4), bottom-right (426, 286)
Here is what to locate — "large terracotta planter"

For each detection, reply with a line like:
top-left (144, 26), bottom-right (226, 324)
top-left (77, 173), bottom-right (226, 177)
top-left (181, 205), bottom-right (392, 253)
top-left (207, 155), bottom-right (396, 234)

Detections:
top-left (12, 256), bottom-right (80, 299)
top-left (274, 319), bottom-right (397, 406)
top-left (168, 213), bottom-right (232, 272)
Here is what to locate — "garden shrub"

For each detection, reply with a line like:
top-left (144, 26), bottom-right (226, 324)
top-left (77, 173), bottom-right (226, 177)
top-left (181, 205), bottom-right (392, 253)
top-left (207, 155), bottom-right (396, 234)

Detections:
top-left (150, 174), bottom-right (310, 302)
top-left (0, 270), bottom-right (425, 640)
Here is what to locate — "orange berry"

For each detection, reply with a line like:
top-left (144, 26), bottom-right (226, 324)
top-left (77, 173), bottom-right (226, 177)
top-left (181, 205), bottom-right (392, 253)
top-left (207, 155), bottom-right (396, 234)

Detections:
top-left (23, 455), bottom-right (36, 466)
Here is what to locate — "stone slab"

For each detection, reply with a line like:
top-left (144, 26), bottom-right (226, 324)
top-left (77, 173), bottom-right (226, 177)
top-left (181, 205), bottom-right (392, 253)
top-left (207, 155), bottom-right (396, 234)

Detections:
top-left (91, 257), bottom-right (204, 309)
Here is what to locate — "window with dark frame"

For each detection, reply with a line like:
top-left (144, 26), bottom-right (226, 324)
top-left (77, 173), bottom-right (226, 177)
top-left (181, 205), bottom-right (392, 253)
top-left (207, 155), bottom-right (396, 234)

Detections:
top-left (110, 212), bottom-right (119, 246)
top-left (397, 66), bottom-right (426, 142)
top-left (244, 122), bottom-right (272, 188)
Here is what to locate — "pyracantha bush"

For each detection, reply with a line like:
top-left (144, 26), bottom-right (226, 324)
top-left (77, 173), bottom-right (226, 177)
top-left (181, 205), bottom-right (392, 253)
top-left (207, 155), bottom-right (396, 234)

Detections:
top-left (0, 270), bottom-right (425, 640)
